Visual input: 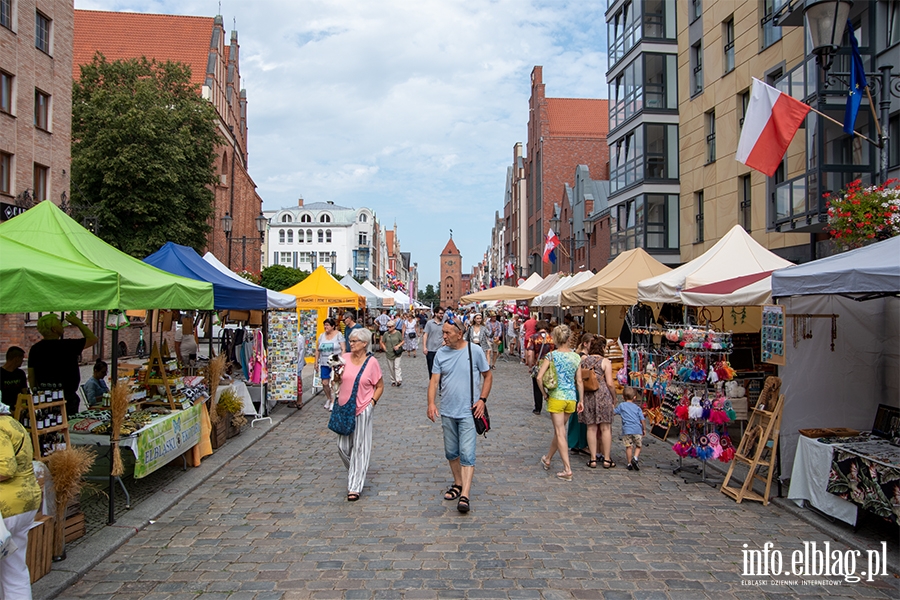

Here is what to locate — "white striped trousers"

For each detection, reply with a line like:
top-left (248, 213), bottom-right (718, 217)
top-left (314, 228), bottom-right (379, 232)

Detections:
top-left (337, 403), bottom-right (374, 494)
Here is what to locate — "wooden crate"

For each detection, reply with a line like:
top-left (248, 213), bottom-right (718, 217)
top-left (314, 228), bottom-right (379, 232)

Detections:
top-left (27, 515), bottom-right (54, 583)
top-left (210, 418), bottom-right (227, 449)
top-left (64, 512), bottom-right (85, 544)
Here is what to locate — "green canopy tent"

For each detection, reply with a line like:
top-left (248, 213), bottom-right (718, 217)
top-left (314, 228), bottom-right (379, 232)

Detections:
top-left (0, 201), bottom-right (214, 525)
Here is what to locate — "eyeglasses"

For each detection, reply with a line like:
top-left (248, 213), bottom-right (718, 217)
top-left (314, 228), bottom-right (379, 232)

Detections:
top-left (445, 311), bottom-right (464, 331)
top-left (349, 339), bottom-right (365, 344)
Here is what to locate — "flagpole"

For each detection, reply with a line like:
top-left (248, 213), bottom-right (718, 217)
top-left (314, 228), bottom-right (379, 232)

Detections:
top-left (863, 86), bottom-right (884, 139)
top-left (805, 103), bottom-right (880, 147)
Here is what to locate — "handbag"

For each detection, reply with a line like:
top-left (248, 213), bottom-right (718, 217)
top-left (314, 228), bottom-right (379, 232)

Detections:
top-left (468, 341), bottom-right (491, 436)
top-left (327, 354), bottom-right (373, 436)
top-left (581, 364), bottom-right (600, 392)
top-left (408, 331), bottom-right (416, 339)
top-left (542, 352), bottom-right (558, 390)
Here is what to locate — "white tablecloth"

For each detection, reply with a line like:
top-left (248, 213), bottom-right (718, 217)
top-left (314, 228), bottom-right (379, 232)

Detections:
top-left (215, 381), bottom-right (260, 416)
top-left (788, 435), bottom-right (858, 525)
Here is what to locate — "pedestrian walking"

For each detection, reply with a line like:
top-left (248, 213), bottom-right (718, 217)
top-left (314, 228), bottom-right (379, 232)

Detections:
top-left (525, 321), bottom-right (554, 414)
top-left (506, 315), bottom-right (519, 356)
top-left (487, 313), bottom-right (502, 369)
top-left (463, 313), bottom-right (492, 358)
top-left (316, 318), bottom-right (345, 411)
top-left (579, 336), bottom-right (618, 468)
top-left (402, 313), bottom-right (419, 357)
top-left (335, 328), bottom-right (384, 501)
top-left (567, 332), bottom-right (590, 456)
top-left (616, 387), bottom-right (645, 471)
top-left (427, 312), bottom-right (492, 513)
top-left (536, 325), bottom-right (583, 481)
top-left (422, 307), bottom-right (445, 376)
top-left (374, 309), bottom-right (391, 349)
top-left (380, 319), bottom-right (404, 386)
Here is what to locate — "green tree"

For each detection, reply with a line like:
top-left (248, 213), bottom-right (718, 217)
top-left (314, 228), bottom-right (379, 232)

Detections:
top-left (259, 265), bottom-right (308, 292)
top-left (71, 53), bottom-right (220, 257)
top-left (418, 283), bottom-right (439, 305)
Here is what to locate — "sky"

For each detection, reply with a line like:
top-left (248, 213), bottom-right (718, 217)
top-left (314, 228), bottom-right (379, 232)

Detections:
top-left (74, 0), bottom-right (609, 287)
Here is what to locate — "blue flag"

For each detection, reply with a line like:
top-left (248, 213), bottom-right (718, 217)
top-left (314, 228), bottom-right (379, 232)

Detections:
top-left (843, 21), bottom-right (868, 135)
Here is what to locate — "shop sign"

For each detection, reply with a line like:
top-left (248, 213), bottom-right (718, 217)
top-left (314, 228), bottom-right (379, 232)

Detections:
top-left (134, 402), bottom-right (202, 478)
top-left (0, 202), bottom-right (26, 222)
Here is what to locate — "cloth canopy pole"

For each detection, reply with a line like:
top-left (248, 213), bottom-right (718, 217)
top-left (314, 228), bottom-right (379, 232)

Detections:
top-left (108, 327), bottom-right (119, 525)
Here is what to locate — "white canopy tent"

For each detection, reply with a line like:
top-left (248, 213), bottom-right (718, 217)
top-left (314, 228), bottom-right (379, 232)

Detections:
top-left (202, 252), bottom-right (296, 309)
top-left (518, 272), bottom-right (543, 290)
top-left (772, 237), bottom-right (900, 478)
top-left (361, 280), bottom-right (394, 306)
top-left (390, 289), bottom-right (411, 308)
top-left (530, 275), bottom-right (571, 307)
top-left (531, 271), bottom-right (594, 307)
top-left (638, 225), bottom-right (793, 304)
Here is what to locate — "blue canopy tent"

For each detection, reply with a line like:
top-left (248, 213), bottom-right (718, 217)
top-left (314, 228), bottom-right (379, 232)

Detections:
top-left (144, 242), bottom-right (267, 310)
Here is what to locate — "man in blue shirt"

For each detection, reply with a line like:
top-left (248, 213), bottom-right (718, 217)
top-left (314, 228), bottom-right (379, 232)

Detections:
top-left (427, 313), bottom-right (492, 513)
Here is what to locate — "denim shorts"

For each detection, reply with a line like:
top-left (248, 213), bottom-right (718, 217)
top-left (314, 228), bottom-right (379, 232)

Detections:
top-left (320, 365), bottom-right (333, 380)
top-left (441, 415), bottom-right (476, 467)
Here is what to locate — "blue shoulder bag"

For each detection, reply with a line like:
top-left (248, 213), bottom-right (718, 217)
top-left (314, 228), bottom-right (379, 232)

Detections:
top-left (328, 354), bottom-right (373, 436)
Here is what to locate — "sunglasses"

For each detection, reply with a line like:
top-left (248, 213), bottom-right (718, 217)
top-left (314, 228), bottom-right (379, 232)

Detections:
top-left (445, 311), bottom-right (464, 331)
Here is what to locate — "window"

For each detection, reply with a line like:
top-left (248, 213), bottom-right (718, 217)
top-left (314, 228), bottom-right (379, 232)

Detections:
top-left (738, 89), bottom-right (750, 128)
top-left (278, 252), bottom-right (292, 266)
top-left (286, 229), bottom-right (293, 244)
top-left (300, 213), bottom-right (311, 223)
top-left (645, 124), bottom-right (679, 180)
top-left (33, 163), bottom-right (48, 201)
top-left (706, 110), bottom-right (716, 163)
top-left (724, 18), bottom-right (735, 74)
top-left (644, 54), bottom-right (677, 110)
top-left (317, 230), bottom-right (324, 243)
top-left (359, 214), bottom-right (368, 223)
top-left (761, 0), bottom-right (784, 49)
top-left (319, 252), bottom-right (331, 264)
top-left (281, 214), bottom-right (292, 222)
top-left (691, 0), bottom-right (702, 22)
top-left (0, 152), bottom-right (11, 195)
top-left (298, 251), bottom-right (312, 264)
top-left (739, 175), bottom-right (752, 232)
top-left (278, 230), bottom-right (285, 244)
top-left (325, 229), bottom-right (332, 243)
top-left (319, 214), bottom-right (331, 223)
top-left (35, 11), bottom-right (51, 54)
top-left (1, 0), bottom-right (11, 30)
top-left (890, 1), bottom-right (900, 46)
top-left (358, 232), bottom-right (368, 245)
top-left (694, 191), bottom-right (704, 243)
top-left (0, 70), bottom-right (11, 114)
top-left (890, 118), bottom-right (899, 169)
top-left (298, 229), bottom-right (305, 243)
top-left (643, 0), bottom-right (674, 39)
top-left (34, 89), bottom-right (49, 130)
top-left (691, 41), bottom-right (703, 95)
top-left (306, 229), bottom-right (312, 241)
top-left (609, 57), bottom-right (643, 129)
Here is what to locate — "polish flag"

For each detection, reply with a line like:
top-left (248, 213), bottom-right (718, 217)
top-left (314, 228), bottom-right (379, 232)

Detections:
top-left (736, 78), bottom-right (811, 177)
top-left (542, 229), bottom-right (560, 264)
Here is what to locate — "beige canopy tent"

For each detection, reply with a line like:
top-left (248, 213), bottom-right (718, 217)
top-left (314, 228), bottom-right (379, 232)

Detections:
top-left (459, 285), bottom-right (539, 303)
top-left (517, 272), bottom-right (543, 290)
top-left (527, 272), bottom-right (563, 295)
top-left (562, 248), bottom-right (672, 307)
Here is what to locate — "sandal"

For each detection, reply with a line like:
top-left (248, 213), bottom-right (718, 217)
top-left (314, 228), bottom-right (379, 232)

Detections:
top-left (347, 493), bottom-right (360, 502)
top-left (602, 459), bottom-right (616, 469)
top-left (587, 460), bottom-right (598, 469)
top-left (443, 484), bottom-right (462, 501)
top-left (556, 471), bottom-right (573, 481)
top-left (457, 496), bottom-right (470, 513)
top-left (540, 456), bottom-right (551, 471)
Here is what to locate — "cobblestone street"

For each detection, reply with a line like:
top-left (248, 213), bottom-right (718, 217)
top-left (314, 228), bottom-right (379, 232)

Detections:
top-left (55, 355), bottom-right (899, 599)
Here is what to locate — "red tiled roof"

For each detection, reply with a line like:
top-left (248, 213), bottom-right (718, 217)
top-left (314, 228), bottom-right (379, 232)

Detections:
top-left (73, 10), bottom-right (214, 86)
top-left (441, 238), bottom-right (460, 256)
top-left (546, 98), bottom-right (609, 137)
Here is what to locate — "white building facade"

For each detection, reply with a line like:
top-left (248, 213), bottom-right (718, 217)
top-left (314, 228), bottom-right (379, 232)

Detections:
top-left (264, 200), bottom-right (374, 279)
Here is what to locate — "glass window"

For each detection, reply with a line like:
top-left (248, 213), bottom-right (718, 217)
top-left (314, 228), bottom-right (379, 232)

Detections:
top-left (724, 18), bottom-right (735, 73)
top-left (279, 252), bottom-right (292, 266)
top-left (35, 11), bottom-right (51, 54)
top-left (890, 118), bottom-right (899, 168)
top-left (359, 232), bottom-right (368, 245)
top-left (643, 0), bottom-right (671, 39)
top-left (0, 0), bottom-right (10, 30)
top-left (695, 190), bottom-right (704, 243)
top-left (317, 230), bottom-right (324, 243)
top-left (33, 163), bottom-right (48, 201)
top-left (281, 214), bottom-right (292, 222)
top-left (359, 214), bottom-right (368, 222)
top-left (306, 229), bottom-right (312, 241)
top-left (740, 175), bottom-right (752, 232)
top-left (706, 110), bottom-right (716, 163)
top-left (301, 213), bottom-right (311, 223)
top-left (286, 229), bottom-right (293, 244)
top-left (890, 1), bottom-right (900, 46)
top-left (691, 0), bottom-right (702, 22)
top-left (738, 89), bottom-right (750, 128)
top-left (279, 230), bottom-right (285, 244)
top-left (34, 89), bottom-right (50, 130)
top-left (644, 54), bottom-right (676, 110)
top-left (298, 229), bottom-right (305, 243)
top-left (0, 71), bottom-right (11, 114)
top-left (319, 214), bottom-right (331, 223)
top-left (761, 0), bottom-right (784, 48)
top-left (691, 41), bottom-right (703, 95)
top-left (646, 195), bottom-right (666, 249)
top-left (325, 229), bottom-right (332, 243)
top-left (0, 151), bottom-right (11, 195)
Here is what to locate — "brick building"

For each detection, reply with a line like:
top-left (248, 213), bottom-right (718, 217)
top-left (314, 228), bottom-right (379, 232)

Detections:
top-left (558, 165), bottom-right (611, 274)
top-left (73, 9), bottom-right (263, 272)
top-left (524, 66), bottom-right (609, 277)
top-left (439, 236), bottom-right (462, 308)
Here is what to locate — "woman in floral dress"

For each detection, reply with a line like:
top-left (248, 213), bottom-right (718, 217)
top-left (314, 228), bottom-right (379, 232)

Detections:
top-left (578, 336), bottom-right (617, 468)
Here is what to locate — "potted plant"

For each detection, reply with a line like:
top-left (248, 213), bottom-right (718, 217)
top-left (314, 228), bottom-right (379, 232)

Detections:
top-left (217, 388), bottom-right (247, 439)
top-left (826, 178), bottom-right (900, 250)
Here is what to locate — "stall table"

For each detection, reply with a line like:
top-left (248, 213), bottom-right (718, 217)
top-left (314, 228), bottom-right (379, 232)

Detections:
top-left (827, 436), bottom-right (900, 524)
top-left (788, 434), bottom-right (858, 525)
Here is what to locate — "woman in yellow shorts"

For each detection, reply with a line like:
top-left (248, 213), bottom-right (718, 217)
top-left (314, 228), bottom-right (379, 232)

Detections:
top-left (536, 324), bottom-right (584, 481)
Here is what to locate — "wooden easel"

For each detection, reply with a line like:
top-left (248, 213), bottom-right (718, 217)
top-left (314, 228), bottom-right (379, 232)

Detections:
top-left (140, 343), bottom-right (177, 410)
top-left (720, 379), bottom-right (783, 505)
top-left (14, 392), bottom-right (71, 461)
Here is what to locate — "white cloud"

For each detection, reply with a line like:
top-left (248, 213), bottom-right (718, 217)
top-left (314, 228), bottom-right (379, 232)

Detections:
top-left (74, 0), bottom-right (608, 285)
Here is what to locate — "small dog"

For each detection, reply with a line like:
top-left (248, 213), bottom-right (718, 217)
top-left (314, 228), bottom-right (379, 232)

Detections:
top-left (326, 353), bottom-right (345, 397)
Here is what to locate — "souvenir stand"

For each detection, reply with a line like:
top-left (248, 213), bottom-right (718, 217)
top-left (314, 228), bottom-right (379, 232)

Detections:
top-left (635, 226), bottom-right (793, 487)
top-left (279, 266), bottom-right (362, 399)
top-left (772, 236), bottom-right (900, 525)
top-left (0, 201), bottom-right (214, 540)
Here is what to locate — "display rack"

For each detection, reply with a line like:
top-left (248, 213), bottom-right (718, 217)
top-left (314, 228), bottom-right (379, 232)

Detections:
top-left (14, 390), bottom-right (71, 460)
top-left (138, 343), bottom-right (178, 410)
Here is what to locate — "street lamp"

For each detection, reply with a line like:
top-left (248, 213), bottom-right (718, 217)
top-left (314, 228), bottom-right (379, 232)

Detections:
top-left (255, 212), bottom-right (267, 241)
top-left (331, 251), bottom-right (337, 275)
top-left (803, 0), bottom-right (852, 72)
top-left (221, 212), bottom-right (234, 268)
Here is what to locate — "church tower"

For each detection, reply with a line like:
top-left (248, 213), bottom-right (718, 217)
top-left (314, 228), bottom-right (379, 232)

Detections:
top-left (440, 236), bottom-right (462, 308)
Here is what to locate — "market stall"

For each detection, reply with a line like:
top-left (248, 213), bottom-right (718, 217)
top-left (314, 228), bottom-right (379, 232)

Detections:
top-left (340, 275), bottom-right (379, 309)
top-left (531, 271), bottom-right (594, 307)
top-left (361, 280), bottom-right (394, 307)
top-left (203, 252), bottom-right (297, 309)
top-left (771, 236), bottom-right (899, 523)
top-left (517, 272), bottom-right (543, 290)
top-left (459, 285), bottom-right (539, 304)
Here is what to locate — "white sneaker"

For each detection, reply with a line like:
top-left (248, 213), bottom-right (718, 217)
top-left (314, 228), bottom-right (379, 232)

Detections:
top-left (324, 403), bottom-right (332, 411)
